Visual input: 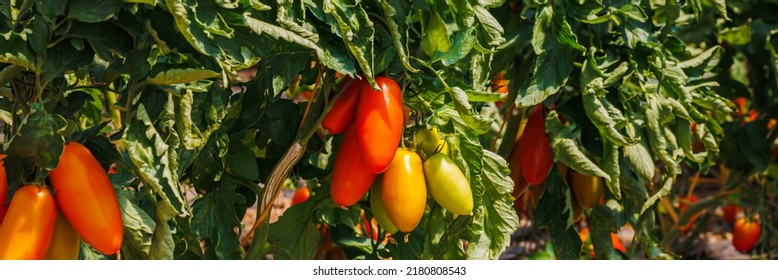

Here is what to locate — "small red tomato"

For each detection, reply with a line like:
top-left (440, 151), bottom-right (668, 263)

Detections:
top-left (291, 186), bottom-right (310, 206)
top-left (732, 97), bottom-right (747, 117)
top-left (678, 195), bottom-right (698, 234)
top-left (722, 205), bottom-right (739, 225)
top-left (732, 218), bottom-right (760, 252)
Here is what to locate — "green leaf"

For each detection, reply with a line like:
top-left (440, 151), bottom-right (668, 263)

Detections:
top-left (0, 33), bottom-right (35, 69)
top-left (534, 167), bottom-right (582, 259)
top-left (718, 24), bottom-right (750, 46)
top-left (615, 3), bottom-right (647, 22)
top-left (517, 5), bottom-right (581, 106)
top-left (269, 183), bottom-right (335, 259)
top-left (433, 27), bottom-right (476, 66)
top-left (257, 99), bottom-right (302, 149)
top-left (473, 5), bottom-right (505, 47)
top-left (421, 10), bottom-right (450, 57)
top-left (192, 179), bottom-right (245, 259)
top-left (67, 0), bottom-right (123, 23)
top-left (68, 22), bottom-right (132, 61)
top-left (589, 205), bottom-right (623, 260)
top-left (645, 97), bottom-right (681, 175)
top-left (36, 0), bottom-right (66, 17)
top-left (3, 103), bottom-right (67, 191)
top-left (378, 0), bottom-right (418, 72)
top-left (466, 151), bottom-right (519, 260)
top-left (602, 141), bottom-right (621, 199)
top-left (176, 86), bottom-right (228, 150)
top-left (147, 68), bottom-right (220, 85)
top-left (621, 17), bottom-right (653, 48)
top-left (322, 0), bottom-right (375, 85)
top-left (623, 121), bottom-right (655, 181)
top-left (149, 198), bottom-right (177, 260)
top-left (582, 93), bottom-right (638, 146)
top-left (449, 87), bottom-right (493, 135)
top-left (546, 111), bottom-right (610, 181)
top-left (190, 128), bottom-right (228, 193)
top-left (226, 146), bottom-right (259, 181)
top-left (41, 42), bottom-right (94, 83)
top-left (117, 189), bottom-right (155, 260)
top-left (119, 104), bottom-right (188, 215)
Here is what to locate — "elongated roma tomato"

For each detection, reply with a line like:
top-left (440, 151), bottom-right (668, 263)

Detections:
top-left (520, 105), bottom-right (553, 185)
top-left (732, 217), bottom-right (760, 252)
top-left (382, 149), bottom-right (426, 232)
top-left (322, 77), bottom-right (368, 134)
top-left (49, 142), bottom-right (123, 255)
top-left (369, 177), bottom-right (398, 234)
top-left (331, 125), bottom-right (377, 207)
top-left (44, 211), bottom-right (81, 260)
top-left (570, 171), bottom-right (604, 209)
top-left (0, 185), bottom-right (57, 259)
top-left (0, 154), bottom-right (7, 224)
top-left (356, 77), bottom-right (404, 173)
top-left (424, 153), bottom-right (473, 215)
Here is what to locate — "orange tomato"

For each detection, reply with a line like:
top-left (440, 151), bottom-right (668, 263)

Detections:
top-left (491, 73), bottom-right (509, 94)
top-left (612, 233), bottom-right (626, 253)
top-left (49, 142), bottom-right (123, 255)
top-left (0, 154), bottom-right (6, 224)
top-left (732, 218), bottom-right (760, 252)
top-left (732, 97), bottom-right (747, 117)
top-left (678, 195), bottom-right (698, 234)
top-left (355, 77), bottom-right (404, 173)
top-left (570, 172), bottom-right (604, 209)
top-left (381, 149), bottom-right (426, 232)
top-left (0, 185), bottom-right (57, 259)
top-left (330, 125), bottom-right (377, 207)
top-left (291, 186), bottom-right (311, 206)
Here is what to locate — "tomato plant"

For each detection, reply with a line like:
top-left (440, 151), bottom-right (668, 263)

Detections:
top-left (0, 185), bottom-right (57, 260)
top-left (49, 142), bottom-right (123, 255)
top-left (732, 218), bottom-right (761, 252)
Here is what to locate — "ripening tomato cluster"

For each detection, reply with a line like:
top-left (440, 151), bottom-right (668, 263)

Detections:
top-left (0, 142), bottom-right (123, 260)
top-left (578, 227), bottom-right (626, 259)
top-left (324, 76), bottom-right (473, 234)
top-left (508, 105), bottom-right (606, 222)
